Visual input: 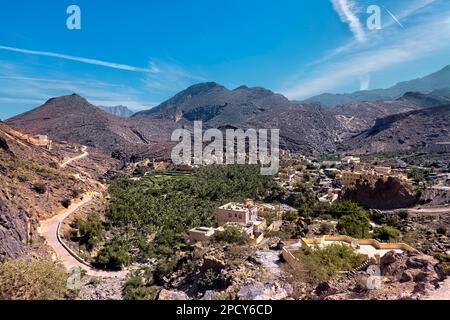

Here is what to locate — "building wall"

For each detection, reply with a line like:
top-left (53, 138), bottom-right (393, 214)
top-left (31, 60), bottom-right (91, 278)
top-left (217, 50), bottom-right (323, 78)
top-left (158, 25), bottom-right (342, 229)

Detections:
top-left (216, 208), bottom-right (249, 225)
top-left (216, 205), bottom-right (257, 225)
top-left (189, 229), bottom-right (215, 243)
top-left (341, 171), bottom-right (362, 186)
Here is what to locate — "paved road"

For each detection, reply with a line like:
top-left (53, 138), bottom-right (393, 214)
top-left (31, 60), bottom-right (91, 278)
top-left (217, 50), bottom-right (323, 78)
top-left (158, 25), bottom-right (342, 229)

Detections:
top-left (408, 207), bottom-right (450, 215)
top-left (60, 146), bottom-right (89, 168)
top-left (425, 279), bottom-right (450, 300)
top-left (40, 148), bottom-right (127, 278)
top-left (40, 194), bottom-right (127, 278)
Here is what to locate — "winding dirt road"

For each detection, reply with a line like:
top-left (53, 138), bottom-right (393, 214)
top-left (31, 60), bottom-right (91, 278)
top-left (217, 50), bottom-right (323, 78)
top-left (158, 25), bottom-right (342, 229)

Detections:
top-left (40, 147), bottom-right (127, 278)
top-left (60, 146), bottom-right (89, 168)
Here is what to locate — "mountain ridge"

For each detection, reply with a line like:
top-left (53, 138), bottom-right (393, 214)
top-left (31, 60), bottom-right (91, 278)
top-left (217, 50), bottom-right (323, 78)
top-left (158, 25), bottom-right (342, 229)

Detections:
top-left (303, 65), bottom-right (450, 108)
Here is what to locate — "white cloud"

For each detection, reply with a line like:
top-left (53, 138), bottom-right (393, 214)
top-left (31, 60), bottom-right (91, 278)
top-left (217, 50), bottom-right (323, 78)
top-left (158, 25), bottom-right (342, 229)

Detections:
top-left (331, 0), bottom-right (366, 43)
top-left (144, 58), bottom-right (206, 93)
top-left (0, 45), bottom-right (158, 73)
top-left (0, 68), bottom-right (156, 112)
top-left (282, 0), bottom-right (450, 100)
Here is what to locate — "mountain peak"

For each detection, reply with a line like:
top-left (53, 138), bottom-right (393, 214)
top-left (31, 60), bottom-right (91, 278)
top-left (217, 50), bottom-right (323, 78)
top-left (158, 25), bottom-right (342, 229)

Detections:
top-left (46, 93), bottom-right (90, 106)
top-left (182, 82), bottom-right (226, 95)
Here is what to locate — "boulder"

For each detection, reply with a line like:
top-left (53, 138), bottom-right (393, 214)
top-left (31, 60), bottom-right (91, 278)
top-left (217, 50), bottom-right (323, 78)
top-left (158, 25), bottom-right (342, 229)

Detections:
top-left (315, 281), bottom-right (338, 296)
top-left (406, 255), bottom-right (438, 270)
top-left (237, 280), bottom-right (293, 300)
top-left (202, 256), bottom-right (226, 273)
top-left (400, 270), bottom-right (414, 283)
top-left (158, 289), bottom-right (189, 300)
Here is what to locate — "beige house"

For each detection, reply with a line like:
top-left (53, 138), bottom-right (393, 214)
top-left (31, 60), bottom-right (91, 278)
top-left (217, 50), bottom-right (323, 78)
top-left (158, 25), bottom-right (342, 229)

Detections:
top-left (188, 227), bottom-right (218, 243)
top-left (340, 171), bottom-right (363, 186)
top-left (216, 202), bottom-right (258, 226)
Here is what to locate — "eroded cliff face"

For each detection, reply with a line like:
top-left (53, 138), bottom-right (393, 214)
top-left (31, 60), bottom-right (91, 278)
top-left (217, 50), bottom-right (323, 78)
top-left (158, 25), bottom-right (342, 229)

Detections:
top-left (341, 177), bottom-right (417, 210)
top-left (0, 194), bottom-right (35, 260)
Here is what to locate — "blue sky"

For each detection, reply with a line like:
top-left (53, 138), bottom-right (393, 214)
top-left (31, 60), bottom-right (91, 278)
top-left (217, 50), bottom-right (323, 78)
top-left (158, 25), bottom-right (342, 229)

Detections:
top-left (0, 0), bottom-right (449, 119)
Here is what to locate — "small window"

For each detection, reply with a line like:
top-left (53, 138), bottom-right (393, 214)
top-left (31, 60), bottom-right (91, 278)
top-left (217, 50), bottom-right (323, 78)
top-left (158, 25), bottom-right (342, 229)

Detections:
top-left (228, 213), bottom-right (232, 218)
top-left (239, 214), bottom-right (243, 219)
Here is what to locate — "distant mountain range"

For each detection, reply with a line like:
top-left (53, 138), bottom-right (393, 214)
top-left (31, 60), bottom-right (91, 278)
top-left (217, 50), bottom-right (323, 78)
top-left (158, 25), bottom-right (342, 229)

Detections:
top-left (303, 65), bottom-right (450, 108)
top-left (6, 66), bottom-right (450, 158)
top-left (98, 105), bottom-right (135, 117)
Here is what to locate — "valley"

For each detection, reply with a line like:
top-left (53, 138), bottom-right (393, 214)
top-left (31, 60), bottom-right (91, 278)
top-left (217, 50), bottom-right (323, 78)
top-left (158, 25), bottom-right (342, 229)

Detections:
top-left (1, 65), bottom-right (449, 301)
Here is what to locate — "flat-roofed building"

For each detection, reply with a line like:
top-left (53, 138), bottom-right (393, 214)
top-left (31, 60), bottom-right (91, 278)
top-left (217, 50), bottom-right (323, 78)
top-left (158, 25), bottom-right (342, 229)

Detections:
top-left (340, 171), bottom-right (363, 186)
top-left (188, 227), bottom-right (217, 243)
top-left (374, 166), bottom-right (392, 175)
top-left (216, 202), bottom-right (258, 226)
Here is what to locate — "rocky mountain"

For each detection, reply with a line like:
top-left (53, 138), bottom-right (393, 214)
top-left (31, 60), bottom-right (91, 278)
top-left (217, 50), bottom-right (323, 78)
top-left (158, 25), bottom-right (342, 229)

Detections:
top-left (304, 65), bottom-right (450, 108)
top-left (6, 76), bottom-right (450, 159)
top-left (329, 91), bottom-right (449, 142)
top-left (133, 82), bottom-right (292, 126)
top-left (133, 82), bottom-right (339, 154)
top-left (98, 105), bottom-right (135, 117)
top-left (340, 104), bottom-right (450, 154)
top-left (7, 94), bottom-right (177, 162)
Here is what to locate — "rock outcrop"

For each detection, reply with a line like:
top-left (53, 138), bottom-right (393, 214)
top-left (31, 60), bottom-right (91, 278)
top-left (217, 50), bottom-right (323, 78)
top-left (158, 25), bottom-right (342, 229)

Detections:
top-left (158, 289), bottom-right (190, 300)
top-left (341, 177), bottom-right (417, 210)
top-left (237, 280), bottom-right (293, 300)
top-left (0, 194), bottom-right (32, 260)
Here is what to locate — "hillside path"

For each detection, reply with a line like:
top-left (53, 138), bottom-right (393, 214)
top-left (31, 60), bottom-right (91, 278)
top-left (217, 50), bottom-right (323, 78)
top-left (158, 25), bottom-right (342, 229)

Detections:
top-left (40, 147), bottom-right (127, 279)
top-left (60, 145), bottom-right (89, 168)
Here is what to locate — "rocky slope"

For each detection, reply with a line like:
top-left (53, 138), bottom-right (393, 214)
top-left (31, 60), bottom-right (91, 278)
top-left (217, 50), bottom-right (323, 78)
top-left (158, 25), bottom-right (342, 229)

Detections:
top-left (304, 65), bottom-right (450, 108)
top-left (329, 91), bottom-right (448, 142)
top-left (133, 83), bottom-right (340, 154)
top-left (340, 105), bottom-right (450, 154)
top-left (6, 81), bottom-right (450, 158)
top-left (7, 94), bottom-right (177, 162)
top-left (0, 122), bottom-right (95, 260)
top-left (317, 251), bottom-right (444, 300)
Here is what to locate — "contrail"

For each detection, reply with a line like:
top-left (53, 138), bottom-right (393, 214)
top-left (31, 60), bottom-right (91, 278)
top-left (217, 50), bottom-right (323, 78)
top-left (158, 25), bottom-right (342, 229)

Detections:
top-left (384, 6), bottom-right (405, 29)
top-left (0, 45), bottom-right (158, 73)
top-left (331, 0), bottom-right (366, 43)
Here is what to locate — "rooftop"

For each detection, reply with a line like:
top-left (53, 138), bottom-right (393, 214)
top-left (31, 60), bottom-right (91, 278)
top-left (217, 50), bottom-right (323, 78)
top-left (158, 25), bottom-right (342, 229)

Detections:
top-left (219, 202), bottom-right (252, 212)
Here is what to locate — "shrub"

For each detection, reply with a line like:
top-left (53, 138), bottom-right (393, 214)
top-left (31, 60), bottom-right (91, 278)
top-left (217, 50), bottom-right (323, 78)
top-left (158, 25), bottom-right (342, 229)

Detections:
top-left (0, 259), bottom-right (67, 300)
top-left (73, 215), bottom-right (103, 251)
top-left (319, 222), bottom-right (334, 235)
top-left (373, 225), bottom-right (401, 242)
top-left (33, 183), bottom-right (47, 194)
top-left (198, 270), bottom-right (223, 290)
top-left (95, 239), bottom-right (130, 270)
top-left (437, 226), bottom-right (447, 236)
top-left (71, 188), bottom-right (83, 198)
top-left (152, 259), bottom-right (177, 285)
top-left (123, 276), bottom-right (159, 300)
top-left (283, 211), bottom-right (299, 222)
top-left (337, 210), bottom-right (370, 238)
top-left (212, 225), bottom-right (250, 245)
top-left (398, 210), bottom-right (409, 220)
top-left (326, 201), bottom-right (366, 219)
top-left (295, 244), bottom-right (366, 285)
top-left (61, 198), bottom-right (71, 208)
